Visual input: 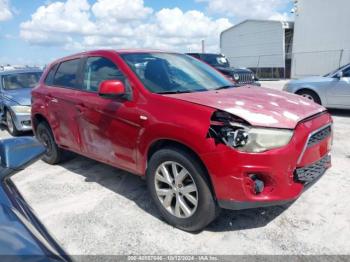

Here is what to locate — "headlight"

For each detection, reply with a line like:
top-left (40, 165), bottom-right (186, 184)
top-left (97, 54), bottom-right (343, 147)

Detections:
top-left (209, 111), bottom-right (293, 153)
top-left (236, 127), bottom-right (293, 152)
top-left (282, 83), bottom-right (289, 91)
top-left (233, 73), bottom-right (240, 81)
top-left (11, 105), bottom-right (31, 114)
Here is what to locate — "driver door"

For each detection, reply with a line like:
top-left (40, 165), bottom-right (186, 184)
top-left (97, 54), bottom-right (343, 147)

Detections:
top-left (326, 67), bottom-right (350, 107)
top-left (74, 56), bottom-right (141, 172)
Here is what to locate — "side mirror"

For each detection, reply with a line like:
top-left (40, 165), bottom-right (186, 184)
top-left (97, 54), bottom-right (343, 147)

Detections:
top-left (0, 137), bottom-right (45, 179)
top-left (336, 71), bottom-right (343, 79)
top-left (98, 80), bottom-right (126, 99)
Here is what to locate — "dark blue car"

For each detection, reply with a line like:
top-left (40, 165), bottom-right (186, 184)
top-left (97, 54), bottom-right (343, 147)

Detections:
top-left (0, 137), bottom-right (69, 261)
top-left (0, 69), bottom-right (42, 136)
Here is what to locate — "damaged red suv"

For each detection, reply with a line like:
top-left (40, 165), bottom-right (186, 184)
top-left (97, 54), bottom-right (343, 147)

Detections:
top-left (31, 50), bottom-right (332, 231)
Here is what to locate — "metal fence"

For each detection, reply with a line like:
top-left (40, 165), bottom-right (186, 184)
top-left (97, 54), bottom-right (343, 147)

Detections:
top-left (226, 49), bottom-right (350, 80)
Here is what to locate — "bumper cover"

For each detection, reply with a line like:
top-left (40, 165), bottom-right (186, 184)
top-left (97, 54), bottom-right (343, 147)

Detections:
top-left (219, 156), bottom-right (331, 211)
top-left (218, 199), bottom-right (293, 210)
top-left (201, 112), bottom-right (332, 208)
top-left (12, 113), bottom-right (32, 131)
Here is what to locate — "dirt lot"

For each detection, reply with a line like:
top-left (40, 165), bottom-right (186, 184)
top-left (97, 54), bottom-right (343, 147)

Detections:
top-left (3, 81), bottom-right (350, 255)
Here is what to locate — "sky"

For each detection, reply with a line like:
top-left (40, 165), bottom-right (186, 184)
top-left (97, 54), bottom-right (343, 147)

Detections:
top-left (0, 0), bottom-right (294, 66)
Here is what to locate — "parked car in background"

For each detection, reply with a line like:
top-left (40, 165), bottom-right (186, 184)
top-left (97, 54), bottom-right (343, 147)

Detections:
top-left (0, 69), bottom-right (42, 135)
top-left (284, 63), bottom-right (350, 109)
top-left (32, 50), bottom-right (332, 231)
top-left (186, 53), bottom-right (260, 86)
top-left (0, 137), bottom-right (69, 260)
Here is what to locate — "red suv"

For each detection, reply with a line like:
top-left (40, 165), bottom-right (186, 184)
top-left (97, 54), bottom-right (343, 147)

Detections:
top-left (32, 50), bottom-right (332, 231)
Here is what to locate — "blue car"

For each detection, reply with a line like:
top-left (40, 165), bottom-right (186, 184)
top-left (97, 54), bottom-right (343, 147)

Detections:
top-left (0, 137), bottom-right (69, 261)
top-left (0, 69), bottom-right (42, 136)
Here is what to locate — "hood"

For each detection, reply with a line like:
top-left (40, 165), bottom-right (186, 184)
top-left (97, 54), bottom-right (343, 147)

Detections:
top-left (290, 76), bottom-right (332, 84)
top-left (165, 86), bottom-right (326, 129)
top-left (3, 89), bottom-right (32, 106)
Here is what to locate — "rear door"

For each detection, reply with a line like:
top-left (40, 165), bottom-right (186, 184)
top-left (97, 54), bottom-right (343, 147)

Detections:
top-left (326, 66), bottom-right (350, 107)
top-left (74, 56), bottom-right (141, 172)
top-left (45, 58), bottom-right (84, 151)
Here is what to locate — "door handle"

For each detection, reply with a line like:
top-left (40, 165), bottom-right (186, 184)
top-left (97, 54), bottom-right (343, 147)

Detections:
top-left (45, 94), bottom-right (58, 103)
top-left (75, 104), bottom-right (86, 113)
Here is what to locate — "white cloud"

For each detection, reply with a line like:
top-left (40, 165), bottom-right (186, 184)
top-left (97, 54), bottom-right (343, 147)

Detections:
top-left (20, 0), bottom-right (232, 53)
top-left (91, 0), bottom-right (153, 21)
top-left (198, 0), bottom-right (292, 21)
top-left (20, 0), bottom-right (95, 44)
top-left (0, 0), bottom-right (12, 21)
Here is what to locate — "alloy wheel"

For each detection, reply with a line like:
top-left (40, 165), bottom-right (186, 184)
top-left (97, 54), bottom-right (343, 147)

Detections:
top-left (301, 93), bottom-right (315, 102)
top-left (39, 130), bottom-right (53, 157)
top-left (6, 111), bottom-right (14, 134)
top-left (154, 161), bottom-right (198, 218)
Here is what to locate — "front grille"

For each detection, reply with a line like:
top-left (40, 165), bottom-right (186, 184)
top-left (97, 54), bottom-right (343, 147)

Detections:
top-left (307, 125), bottom-right (332, 147)
top-left (294, 154), bottom-right (331, 183)
top-left (237, 72), bottom-right (254, 84)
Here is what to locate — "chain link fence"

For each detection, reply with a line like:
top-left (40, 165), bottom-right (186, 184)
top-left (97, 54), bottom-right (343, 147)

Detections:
top-left (226, 49), bottom-right (350, 80)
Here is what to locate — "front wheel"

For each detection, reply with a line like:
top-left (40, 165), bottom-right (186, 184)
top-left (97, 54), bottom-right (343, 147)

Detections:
top-left (6, 110), bottom-right (21, 136)
top-left (297, 90), bottom-right (321, 104)
top-left (36, 122), bottom-right (65, 164)
top-left (147, 147), bottom-right (219, 232)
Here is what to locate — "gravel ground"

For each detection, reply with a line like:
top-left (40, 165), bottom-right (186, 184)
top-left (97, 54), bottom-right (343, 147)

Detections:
top-left (3, 81), bottom-right (350, 255)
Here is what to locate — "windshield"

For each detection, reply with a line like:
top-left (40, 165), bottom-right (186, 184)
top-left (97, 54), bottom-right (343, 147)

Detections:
top-left (201, 54), bottom-right (230, 68)
top-left (324, 63), bottom-right (350, 77)
top-left (2, 72), bottom-right (42, 90)
top-left (120, 53), bottom-right (233, 94)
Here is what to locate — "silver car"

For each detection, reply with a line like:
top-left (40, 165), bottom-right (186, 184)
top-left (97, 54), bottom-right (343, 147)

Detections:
top-left (0, 69), bottom-right (42, 136)
top-left (283, 63), bottom-right (350, 109)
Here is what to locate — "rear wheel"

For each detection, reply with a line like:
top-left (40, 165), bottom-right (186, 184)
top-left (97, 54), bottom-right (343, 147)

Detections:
top-left (297, 90), bottom-right (321, 104)
top-left (6, 110), bottom-right (21, 136)
top-left (147, 147), bottom-right (219, 232)
top-left (36, 122), bottom-right (65, 164)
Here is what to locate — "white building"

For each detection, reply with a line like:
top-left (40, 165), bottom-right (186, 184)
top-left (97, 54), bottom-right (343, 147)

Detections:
top-left (220, 0), bottom-right (350, 79)
top-left (220, 20), bottom-right (294, 79)
top-left (291, 0), bottom-right (350, 78)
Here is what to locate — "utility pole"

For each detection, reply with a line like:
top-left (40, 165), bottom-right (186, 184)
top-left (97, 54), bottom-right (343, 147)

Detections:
top-left (201, 40), bottom-right (205, 53)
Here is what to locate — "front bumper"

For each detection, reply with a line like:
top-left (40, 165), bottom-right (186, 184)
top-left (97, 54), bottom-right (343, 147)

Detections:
top-left (200, 112), bottom-right (332, 210)
top-left (12, 113), bottom-right (32, 131)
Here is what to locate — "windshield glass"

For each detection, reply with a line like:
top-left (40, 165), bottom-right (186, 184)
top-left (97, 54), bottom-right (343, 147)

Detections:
top-left (201, 54), bottom-right (230, 68)
top-left (120, 53), bottom-right (232, 94)
top-left (324, 63), bottom-right (350, 77)
top-left (2, 72), bottom-right (42, 90)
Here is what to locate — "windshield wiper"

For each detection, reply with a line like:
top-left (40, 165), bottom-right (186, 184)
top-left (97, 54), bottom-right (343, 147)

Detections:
top-left (157, 90), bottom-right (193, 94)
top-left (215, 85), bottom-right (235, 90)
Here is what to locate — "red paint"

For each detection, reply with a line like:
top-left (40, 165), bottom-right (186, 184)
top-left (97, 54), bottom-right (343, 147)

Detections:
top-left (166, 86), bottom-right (325, 129)
top-left (31, 50), bottom-right (332, 205)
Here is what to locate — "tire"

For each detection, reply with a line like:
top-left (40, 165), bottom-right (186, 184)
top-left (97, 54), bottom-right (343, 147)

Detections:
top-left (297, 89), bottom-right (321, 104)
top-left (147, 147), bottom-right (220, 232)
top-left (6, 110), bottom-right (21, 136)
top-left (36, 122), bottom-right (65, 164)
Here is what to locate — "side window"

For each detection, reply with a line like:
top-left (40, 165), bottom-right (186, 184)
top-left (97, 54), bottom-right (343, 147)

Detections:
top-left (83, 57), bottom-right (125, 92)
top-left (53, 59), bottom-right (81, 89)
top-left (189, 54), bottom-right (200, 59)
top-left (343, 67), bottom-right (350, 77)
top-left (44, 64), bottom-right (58, 85)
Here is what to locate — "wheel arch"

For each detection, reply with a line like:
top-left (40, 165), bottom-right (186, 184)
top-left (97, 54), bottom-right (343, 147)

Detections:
top-left (295, 87), bottom-right (323, 104)
top-left (32, 113), bottom-right (50, 133)
top-left (146, 139), bottom-right (217, 199)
